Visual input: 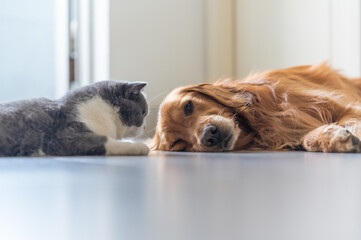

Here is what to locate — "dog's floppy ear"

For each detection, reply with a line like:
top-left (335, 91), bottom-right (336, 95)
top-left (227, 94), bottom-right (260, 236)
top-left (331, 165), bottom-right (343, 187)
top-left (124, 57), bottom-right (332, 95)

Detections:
top-left (148, 130), bottom-right (161, 150)
top-left (183, 83), bottom-right (254, 108)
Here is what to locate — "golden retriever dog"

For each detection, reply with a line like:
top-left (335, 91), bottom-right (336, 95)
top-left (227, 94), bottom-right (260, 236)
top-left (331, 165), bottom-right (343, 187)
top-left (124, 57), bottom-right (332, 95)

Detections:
top-left (151, 63), bottom-right (361, 153)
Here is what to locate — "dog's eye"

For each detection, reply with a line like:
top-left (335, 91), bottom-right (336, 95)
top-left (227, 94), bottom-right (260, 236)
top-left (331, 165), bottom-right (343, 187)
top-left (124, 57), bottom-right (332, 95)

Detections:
top-left (184, 100), bottom-right (193, 116)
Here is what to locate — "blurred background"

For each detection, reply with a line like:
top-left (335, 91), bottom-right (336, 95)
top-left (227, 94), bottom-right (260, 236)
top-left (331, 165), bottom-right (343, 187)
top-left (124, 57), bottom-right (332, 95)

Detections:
top-left (0, 0), bottom-right (360, 137)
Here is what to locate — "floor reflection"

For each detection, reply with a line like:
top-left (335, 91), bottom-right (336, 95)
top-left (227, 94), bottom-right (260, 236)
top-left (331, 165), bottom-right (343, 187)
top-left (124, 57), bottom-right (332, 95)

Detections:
top-left (0, 152), bottom-right (360, 240)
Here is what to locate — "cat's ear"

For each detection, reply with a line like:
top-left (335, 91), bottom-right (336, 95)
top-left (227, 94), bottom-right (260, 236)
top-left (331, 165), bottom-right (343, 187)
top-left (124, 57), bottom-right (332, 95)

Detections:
top-left (125, 82), bottom-right (147, 98)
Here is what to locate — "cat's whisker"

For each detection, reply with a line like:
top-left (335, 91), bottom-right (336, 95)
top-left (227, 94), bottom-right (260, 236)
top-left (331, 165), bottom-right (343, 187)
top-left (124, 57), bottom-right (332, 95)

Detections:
top-left (147, 90), bottom-right (169, 104)
top-left (145, 126), bottom-right (157, 134)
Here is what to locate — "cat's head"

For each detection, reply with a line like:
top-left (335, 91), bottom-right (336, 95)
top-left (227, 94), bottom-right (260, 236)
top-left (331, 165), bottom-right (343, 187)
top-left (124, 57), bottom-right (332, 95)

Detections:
top-left (99, 81), bottom-right (148, 137)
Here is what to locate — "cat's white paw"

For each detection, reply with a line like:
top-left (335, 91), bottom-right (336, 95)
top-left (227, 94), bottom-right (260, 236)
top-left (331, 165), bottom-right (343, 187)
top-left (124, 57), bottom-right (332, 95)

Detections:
top-left (105, 139), bottom-right (149, 156)
top-left (125, 142), bottom-right (150, 155)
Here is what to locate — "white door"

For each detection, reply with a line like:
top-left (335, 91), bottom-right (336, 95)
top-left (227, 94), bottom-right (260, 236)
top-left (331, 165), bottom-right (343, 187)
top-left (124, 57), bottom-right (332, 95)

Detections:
top-left (0, 0), bottom-right (69, 102)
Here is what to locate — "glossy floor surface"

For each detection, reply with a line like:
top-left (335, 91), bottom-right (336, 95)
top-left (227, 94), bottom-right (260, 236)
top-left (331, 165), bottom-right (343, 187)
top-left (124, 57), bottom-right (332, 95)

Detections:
top-left (0, 151), bottom-right (360, 240)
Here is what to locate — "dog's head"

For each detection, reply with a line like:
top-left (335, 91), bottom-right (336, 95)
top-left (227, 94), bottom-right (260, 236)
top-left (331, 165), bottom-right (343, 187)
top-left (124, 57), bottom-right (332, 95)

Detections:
top-left (151, 83), bottom-right (256, 152)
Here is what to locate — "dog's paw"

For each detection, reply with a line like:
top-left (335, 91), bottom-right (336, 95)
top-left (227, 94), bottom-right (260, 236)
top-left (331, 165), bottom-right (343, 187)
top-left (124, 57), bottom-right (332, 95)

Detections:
top-left (303, 125), bottom-right (361, 153)
top-left (327, 127), bottom-right (361, 153)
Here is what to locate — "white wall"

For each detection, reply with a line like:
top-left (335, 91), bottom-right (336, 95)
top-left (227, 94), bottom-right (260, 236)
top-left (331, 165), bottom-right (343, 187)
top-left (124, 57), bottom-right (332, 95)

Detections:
top-left (331, 0), bottom-right (361, 77)
top-left (236, 0), bottom-right (361, 78)
top-left (108, 0), bottom-right (205, 136)
top-left (236, 0), bottom-right (331, 78)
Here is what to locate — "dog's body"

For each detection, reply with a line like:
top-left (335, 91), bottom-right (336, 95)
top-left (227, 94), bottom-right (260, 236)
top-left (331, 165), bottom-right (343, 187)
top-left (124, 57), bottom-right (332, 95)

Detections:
top-left (152, 63), bottom-right (361, 153)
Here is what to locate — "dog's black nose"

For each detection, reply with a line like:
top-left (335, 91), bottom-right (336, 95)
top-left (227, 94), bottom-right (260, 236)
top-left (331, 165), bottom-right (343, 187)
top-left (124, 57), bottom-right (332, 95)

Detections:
top-left (201, 124), bottom-right (222, 147)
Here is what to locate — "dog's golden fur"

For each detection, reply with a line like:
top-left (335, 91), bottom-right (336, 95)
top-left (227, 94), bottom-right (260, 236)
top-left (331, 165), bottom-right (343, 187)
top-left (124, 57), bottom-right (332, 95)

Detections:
top-left (151, 63), bottom-right (361, 152)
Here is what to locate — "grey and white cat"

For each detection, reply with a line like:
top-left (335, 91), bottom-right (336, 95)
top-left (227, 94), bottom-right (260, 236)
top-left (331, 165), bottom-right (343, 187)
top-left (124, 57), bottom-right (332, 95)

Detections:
top-left (0, 81), bottom-right (149, 156)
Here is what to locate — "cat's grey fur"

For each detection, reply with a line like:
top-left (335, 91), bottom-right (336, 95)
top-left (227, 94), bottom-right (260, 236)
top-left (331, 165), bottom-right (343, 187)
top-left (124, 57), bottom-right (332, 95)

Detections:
top-left (0, 81), bottom-right (149, 156)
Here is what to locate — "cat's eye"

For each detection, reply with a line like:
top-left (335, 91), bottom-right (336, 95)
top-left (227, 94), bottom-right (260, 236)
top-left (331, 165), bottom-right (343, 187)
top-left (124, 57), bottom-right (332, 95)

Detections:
top-left (184, 100), bottom-right (193, 116)
top-left (170, 139), bottom-right (187, 151)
